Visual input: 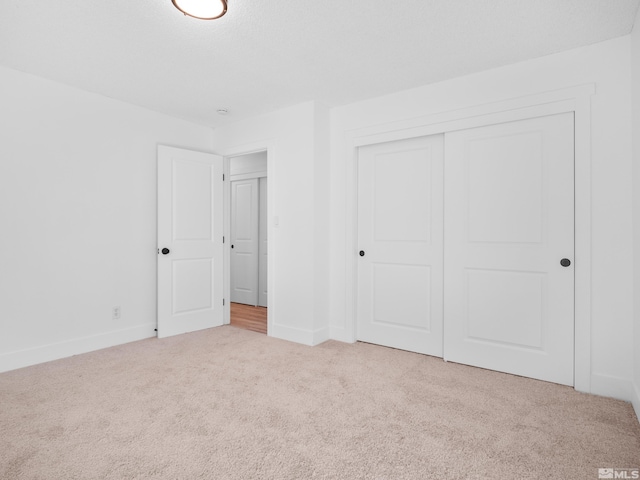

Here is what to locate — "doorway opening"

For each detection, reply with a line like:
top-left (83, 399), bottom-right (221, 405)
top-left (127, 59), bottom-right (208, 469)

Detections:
top-left (228, 151), bottom-right (268, 334)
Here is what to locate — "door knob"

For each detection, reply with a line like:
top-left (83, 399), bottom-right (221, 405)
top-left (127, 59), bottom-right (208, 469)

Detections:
top-left (161, 248), bottom-right (170, 255)
top-left (560, 258), bottom-right (571, 267)
top-left (231, 245), bottom-right (234, 249)
top-left (359, 250), bottom-right (365, 257)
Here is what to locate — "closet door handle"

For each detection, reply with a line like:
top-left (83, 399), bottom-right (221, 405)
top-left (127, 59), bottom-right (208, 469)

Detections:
top-left (161, 248), bottom-right (170, 255)
top-left (231, 245), bottom-right (234, 249)
top-left (560, 258), bottom-right (571, 267)
top-left (359, 250), bottom-right (365, 257)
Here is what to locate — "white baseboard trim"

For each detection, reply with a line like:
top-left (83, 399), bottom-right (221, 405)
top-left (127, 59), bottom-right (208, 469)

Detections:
top-left (590, 373), bottom-right (634, 402)
top-left (0, 323), bottom-right (156, 373)
top-left (329, 325), bottom-right (356, 344)
top-left (269, 323), bottom-right (330, 346)
top-left (632, 382), bottom-right (640, 424)
top-left (311, 326), bottom-right (330, 346)
top-left (269, 323), bottom-right (314, 345)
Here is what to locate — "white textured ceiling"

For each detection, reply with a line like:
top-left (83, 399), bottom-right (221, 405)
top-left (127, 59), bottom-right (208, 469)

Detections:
top-left (0, 0), bottom-right (638, 127)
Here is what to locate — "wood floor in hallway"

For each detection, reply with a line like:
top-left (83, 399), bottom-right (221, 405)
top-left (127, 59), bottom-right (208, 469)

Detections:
top-left (230, 302), bottom-right (267, 334)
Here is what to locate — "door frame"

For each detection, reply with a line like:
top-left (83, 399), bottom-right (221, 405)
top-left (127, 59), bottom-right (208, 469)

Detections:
top-left (221, 142), bottom-right (275, 335)
top-left (343, 84), bottom-right (594, 393)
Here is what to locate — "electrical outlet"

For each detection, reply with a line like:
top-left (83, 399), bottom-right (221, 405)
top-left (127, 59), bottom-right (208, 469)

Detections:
top-left (112, 306), bottom-right (121, 320)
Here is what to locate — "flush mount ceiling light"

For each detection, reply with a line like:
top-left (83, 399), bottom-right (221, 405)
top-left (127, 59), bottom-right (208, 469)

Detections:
top-left (172, 0), bottom-right (227, 20)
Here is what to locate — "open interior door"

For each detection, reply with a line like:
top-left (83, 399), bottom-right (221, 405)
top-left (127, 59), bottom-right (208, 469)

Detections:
top-left (157, 145), bottom-right (224, 338)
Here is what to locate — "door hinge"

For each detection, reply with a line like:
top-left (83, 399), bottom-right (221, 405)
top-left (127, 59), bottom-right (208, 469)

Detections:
top-left (223, 236), bottom-right (225, 243)
top-left (222, 173), bottom-right (225, 181)
top-left (223, 299), bottom-right (225, 306)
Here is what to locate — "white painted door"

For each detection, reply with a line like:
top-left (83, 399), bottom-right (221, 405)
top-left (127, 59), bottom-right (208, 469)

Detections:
top-left (357, 135), bottom-right (444, 356)
top-left (231, 179), bottom-right (259, 305)
top-left (157, 146), bottom-right (224, 338)
top-left (258, 177), bottom-right (268, 307)
top-left (443, 113), bottom-right (574, 385)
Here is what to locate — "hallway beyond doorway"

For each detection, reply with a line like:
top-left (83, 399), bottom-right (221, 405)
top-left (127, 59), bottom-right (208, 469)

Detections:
top-left (230, 302), bottom-right (267, 334)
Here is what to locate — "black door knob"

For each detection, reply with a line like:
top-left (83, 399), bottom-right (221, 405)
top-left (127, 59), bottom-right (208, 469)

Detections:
top-left (560, 258), bottom-right (571, 267)
top-left (161, 248), bottom-right (170, 255)
top-left (231, 245), bottom-right (234, 249)
top-left (359, 250), bottom-right (365, 257)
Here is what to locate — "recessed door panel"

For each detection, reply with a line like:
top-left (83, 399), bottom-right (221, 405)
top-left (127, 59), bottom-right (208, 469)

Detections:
top-left (173, 259), bottom-right (213, 314)
top-left (373, 264), bottom-right (431, 331)
top-left (234, 183), bottom-right (255, 240)
top-left (467, 132), bottom-right (543, 244)
top-left (373, 150), bottom-right (431, 243)
top-left (173, 160), bottom-right (213, 241)
top-left (465, 269), bottom-right (545, 349)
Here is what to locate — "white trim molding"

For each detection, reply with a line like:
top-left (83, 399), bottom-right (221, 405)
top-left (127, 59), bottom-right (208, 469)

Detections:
top-left (590, 373), bottom-right (635, 402)
top-left (270, 323), bottom-right (330, 347)
top-left (342, 84), bottom-right (595, 394)
top-left (0, 323), bottom-right (156, 373)
top-left (632, 382), bottom-right (640, 421)
top-left (229, 171), bottom-right (267, 182)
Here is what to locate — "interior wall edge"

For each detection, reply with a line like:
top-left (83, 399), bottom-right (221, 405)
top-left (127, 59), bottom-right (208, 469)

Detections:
top-left (630, 0), bottom-right (640, 426)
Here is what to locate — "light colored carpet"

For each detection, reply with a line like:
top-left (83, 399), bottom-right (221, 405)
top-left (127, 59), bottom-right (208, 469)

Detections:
top-left (1, 326), bottom-right (639, 480)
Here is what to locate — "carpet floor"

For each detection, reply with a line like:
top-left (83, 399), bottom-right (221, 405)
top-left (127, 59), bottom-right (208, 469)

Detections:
top-left (1, 325), bottom-right (639, 480)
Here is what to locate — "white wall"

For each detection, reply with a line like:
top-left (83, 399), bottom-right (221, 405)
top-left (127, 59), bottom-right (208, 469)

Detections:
top-left (229, 151), bottom-right (267, 177)
top-left (212, 101), bottom-right (330, 345)
top-left (631, 5), bottom-right (640, 418)
top-left (0, 66), bottom-right (213, 372)
top-left (329, 37), bottom-right (634, 401)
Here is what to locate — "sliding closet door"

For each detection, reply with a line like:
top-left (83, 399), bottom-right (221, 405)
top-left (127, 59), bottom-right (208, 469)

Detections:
top-left (356, 134), bottom-right (444, 357)
top-left (443, 113), bottom-right (575, 385)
